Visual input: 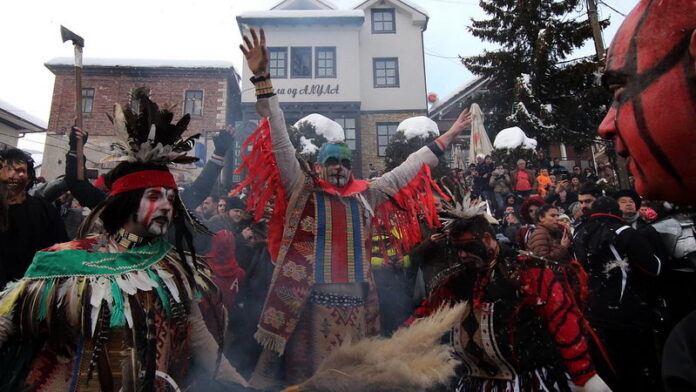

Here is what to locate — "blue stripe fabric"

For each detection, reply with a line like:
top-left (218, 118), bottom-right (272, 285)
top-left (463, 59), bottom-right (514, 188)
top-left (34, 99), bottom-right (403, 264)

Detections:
top-left (350, 198), bottom-right (364, 282)
top-left (315, 193), bottom-right (326, 283)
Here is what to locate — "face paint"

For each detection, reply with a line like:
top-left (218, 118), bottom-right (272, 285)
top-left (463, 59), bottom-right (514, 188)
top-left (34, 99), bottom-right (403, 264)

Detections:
top-left (598, 0), bottom-right (696, 203)
top-left (320, 158), bottom-right (352, 187)
top-left (6, 161), bottom-right (29, 191)
top-left (136, 186), bottom-right (175, 236)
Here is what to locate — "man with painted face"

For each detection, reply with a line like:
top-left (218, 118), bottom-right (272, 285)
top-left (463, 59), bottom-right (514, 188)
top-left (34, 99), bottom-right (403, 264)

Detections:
top-left (597, 0), bottom-right (696, 204)
top-left (0, 93), bottom-right (247, 390)
top-left (237, 27), bottom-right (472, 387)
top-left (407, 214), bottom-right (610, 391)
top-left (0, 148), bottom-right (67, 287)
top-left (597, 1), bottom-right (696, 390)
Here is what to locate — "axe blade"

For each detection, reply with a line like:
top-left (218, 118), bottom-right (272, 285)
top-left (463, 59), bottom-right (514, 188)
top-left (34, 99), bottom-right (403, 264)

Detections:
top-left (60, 25), bottom-right (84, 48)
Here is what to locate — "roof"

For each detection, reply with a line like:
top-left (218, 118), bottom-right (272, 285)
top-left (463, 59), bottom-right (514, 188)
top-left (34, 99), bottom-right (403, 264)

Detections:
top-left (239, 0), bottom-right (427, 29)
top-left (429, 77), bottom-right (490, 118)
top-left (0, 98), bottom-right (47, 132)
top-left (45, 57), bottom-right (237, 70)
top-left (271, 0), bottom-right (337, 10)
top-left (237, 9), bottom-right (365, 27)
top-left (353, 0), bottom-right (428, 18)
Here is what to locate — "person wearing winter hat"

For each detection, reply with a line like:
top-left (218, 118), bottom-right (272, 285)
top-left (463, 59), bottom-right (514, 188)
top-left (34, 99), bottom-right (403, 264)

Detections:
top-left (515, 196), bottom-right (546, 249)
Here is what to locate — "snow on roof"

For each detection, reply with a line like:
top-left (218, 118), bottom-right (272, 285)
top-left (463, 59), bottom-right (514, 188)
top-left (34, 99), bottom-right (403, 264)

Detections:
top-left (45, 57), bottom-right (237, 70)
top-left (429, 77), bottom-right (488, 115)
top-left (397, 116), bottom-right (439, 140)
top-left (493, 127), bottom-right (537, 150)
top-left (271, 0), bottom-right (337, 10)
top-left (0, 98), bottom-right (47, 130)
top-left (294, 113), bottom-right (345, 142)
top-left (238, 9), bottom-right (364, 19)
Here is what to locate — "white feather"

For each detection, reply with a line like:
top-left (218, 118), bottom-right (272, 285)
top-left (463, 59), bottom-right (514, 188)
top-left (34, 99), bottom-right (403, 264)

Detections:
top-left (116, 274), bottom-right (138, 296)
top-left (148, 124), bottom-right (156, 142)
top-left (155, 268), bottom-right (181, 303)
top-left (113, 104), bottom-right (129, 142)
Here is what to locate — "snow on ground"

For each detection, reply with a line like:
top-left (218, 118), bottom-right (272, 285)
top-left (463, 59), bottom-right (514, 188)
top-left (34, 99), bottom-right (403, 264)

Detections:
top-left (494, 126), bottom-right (537, 150)
top-left (397, 116), bottom-right (439, 140)
top-left (294, 113), bottom-right (345, 142)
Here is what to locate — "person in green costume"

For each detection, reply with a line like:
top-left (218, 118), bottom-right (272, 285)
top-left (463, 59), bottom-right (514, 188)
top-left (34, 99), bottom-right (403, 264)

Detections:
top-left (0, 90), bottom-right (248, 391)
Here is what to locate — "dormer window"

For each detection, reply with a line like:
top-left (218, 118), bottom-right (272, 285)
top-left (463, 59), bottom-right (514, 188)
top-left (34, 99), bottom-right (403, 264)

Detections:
top-left (372, 8), bottom-right (395, 34)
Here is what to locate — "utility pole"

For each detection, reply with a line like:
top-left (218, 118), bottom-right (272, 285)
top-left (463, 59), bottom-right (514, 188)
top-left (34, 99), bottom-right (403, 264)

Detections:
top-left (586, 0), bottom-right (605, 62)
top-left (586, 0), bottom-right (631, 189)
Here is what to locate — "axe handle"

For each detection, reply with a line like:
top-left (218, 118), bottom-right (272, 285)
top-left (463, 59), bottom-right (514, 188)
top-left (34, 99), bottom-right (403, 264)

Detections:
top-left (74, 58), bottom-right (85, 181)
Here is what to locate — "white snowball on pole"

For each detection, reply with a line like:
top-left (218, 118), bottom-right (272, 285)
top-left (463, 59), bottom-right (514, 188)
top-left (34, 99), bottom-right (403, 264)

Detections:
top-left (494, 127), bottom-right (537, 150)
top-left (294, 113), bottom-right (345, 142)
top-left (397, 116), bottom-right (439, 140)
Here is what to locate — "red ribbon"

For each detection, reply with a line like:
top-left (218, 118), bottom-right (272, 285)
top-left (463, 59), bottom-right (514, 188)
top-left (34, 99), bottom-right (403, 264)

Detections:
top-left (110, 170), bottom-right (177, 195)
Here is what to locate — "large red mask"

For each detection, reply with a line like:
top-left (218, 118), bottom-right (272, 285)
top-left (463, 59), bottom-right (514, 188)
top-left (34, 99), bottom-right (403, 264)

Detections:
top-left (598, 0), bottom-right (696, 203)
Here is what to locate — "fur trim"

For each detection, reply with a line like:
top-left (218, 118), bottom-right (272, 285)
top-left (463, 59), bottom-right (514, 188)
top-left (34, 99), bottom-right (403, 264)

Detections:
top-left (294, 303), bottom-right (465, 392)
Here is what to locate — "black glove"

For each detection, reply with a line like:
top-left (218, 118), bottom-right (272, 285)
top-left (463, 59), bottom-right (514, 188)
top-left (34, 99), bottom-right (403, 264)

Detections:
top-left (69, 127), bottom-right (88, 152)
top-left (212, 129), bottom-right (234, 156)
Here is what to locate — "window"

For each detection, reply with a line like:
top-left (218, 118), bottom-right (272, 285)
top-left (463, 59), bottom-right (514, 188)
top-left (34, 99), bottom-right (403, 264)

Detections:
top-left (81, 88), bottom-right (94, 113)
top-left (335, 118), bottom-right (356, 150)
top-left (377, 122), bottom-right (398, 156)
top-left (291, 47), bottom-right (312, 78)
top-left (184, 90), bottom-right (203, 115)
top-left (372, 8), bottom-right (395, 33)
top-left (373, 58), bottom-right (399, 88)
top-left (316, 47), bottom-right (336, 78)
top-left (269, 47), bottom-right (288, 78)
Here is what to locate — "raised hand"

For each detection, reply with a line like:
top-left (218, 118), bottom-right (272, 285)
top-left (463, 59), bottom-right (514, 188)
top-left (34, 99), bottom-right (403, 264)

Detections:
top-left (450, 108), bottom-right (473, 136)
top-left (437, 108), bottom-right (473, 149)
top-left (239, 27), bottom-right (268, 77)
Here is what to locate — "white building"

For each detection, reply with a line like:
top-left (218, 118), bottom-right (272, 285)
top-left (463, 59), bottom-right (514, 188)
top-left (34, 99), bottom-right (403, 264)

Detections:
top-left (237, 0), bottom-right (429, 176)
top-left (0, 99), bottom-right (46, 150)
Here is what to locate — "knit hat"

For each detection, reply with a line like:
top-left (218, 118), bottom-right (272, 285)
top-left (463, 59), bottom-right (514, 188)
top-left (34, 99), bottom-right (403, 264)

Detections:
top-left (613, 189), bottom-right (642, 208)
top-left (317, 142), bottom-right (352, 165)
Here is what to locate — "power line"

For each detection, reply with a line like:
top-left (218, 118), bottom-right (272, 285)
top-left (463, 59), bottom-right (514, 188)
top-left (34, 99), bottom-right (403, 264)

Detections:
top-left (425, 51), bottom-right (462, 60)
top-left (599, 0), bottom-right (626, 17)
top-left (4, 131), bottom-right (103, 165)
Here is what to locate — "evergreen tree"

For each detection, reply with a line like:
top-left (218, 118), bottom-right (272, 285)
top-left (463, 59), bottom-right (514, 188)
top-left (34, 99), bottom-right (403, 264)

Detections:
top-left (287, 121), bottom-right (327, 163)
top-left (384, 131), bottom-right (449, 178)
top-left (462, 0), bottom-right (611, 149)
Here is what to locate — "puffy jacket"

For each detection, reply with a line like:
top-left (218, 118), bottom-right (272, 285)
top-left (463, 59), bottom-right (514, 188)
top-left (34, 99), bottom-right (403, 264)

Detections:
top-left (527, 223), bottom-right (571, 262)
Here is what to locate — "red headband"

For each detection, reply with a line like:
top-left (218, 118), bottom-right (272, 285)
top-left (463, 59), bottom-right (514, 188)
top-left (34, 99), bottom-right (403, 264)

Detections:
top-left (110, 170), bottom-right (177, 195)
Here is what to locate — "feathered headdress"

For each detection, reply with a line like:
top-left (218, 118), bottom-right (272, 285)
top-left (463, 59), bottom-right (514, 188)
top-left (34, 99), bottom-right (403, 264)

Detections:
top-left (104, 88), bottom-right (199, 165)
top-left (437, 176), bottom-right (497, 229)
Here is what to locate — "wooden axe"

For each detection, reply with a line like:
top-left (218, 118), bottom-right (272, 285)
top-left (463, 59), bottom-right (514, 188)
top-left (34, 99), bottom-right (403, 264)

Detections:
top-left (61, 25), bottom-right (86, 180)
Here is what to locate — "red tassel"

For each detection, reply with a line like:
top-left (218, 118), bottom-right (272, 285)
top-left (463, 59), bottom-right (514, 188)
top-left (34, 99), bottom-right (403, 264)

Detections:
top-left (230, 119), bottom-right (287, 261)
top-left (372, 164), bottom-right (445, 260)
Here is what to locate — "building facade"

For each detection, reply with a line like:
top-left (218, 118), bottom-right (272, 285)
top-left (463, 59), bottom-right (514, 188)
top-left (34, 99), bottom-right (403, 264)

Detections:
top-left (237, 0), bottom-right (429, 177)
top-left (43, 59), bottom-right (241, 181)
top-left (0, 99), bottom-right (46, 150)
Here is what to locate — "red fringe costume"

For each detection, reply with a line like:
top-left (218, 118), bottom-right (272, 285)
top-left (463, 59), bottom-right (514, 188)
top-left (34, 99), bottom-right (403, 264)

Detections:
top-left (407, 246), bottom-right (598, 391)
top-left (233, 95), bottom-right (443, 387)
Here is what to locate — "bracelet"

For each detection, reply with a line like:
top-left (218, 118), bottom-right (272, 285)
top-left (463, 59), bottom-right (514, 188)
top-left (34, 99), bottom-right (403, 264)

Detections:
top-left (253, 79), bottom-right (274, 97)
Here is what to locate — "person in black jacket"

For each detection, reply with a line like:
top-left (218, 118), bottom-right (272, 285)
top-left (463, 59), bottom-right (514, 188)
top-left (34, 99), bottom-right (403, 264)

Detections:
top-left (574, 196), bottom-right (663, 392)
top-left (0, 148), bottom-right (68, 287)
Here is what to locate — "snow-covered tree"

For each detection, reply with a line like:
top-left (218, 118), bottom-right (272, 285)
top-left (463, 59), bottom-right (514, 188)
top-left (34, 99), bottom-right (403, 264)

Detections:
top-left (287, 121), bottom-right (327, 163)
top-left (384, 132), bottom-right (449, 179)
top-left (462, 0), bottom-right (611, 149)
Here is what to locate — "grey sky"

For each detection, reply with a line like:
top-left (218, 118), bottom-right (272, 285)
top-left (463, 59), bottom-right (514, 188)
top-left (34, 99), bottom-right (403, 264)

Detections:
top-left (2, 0), bottom-right (636, 130)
